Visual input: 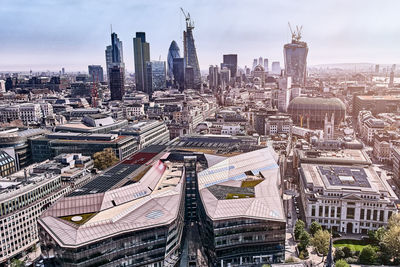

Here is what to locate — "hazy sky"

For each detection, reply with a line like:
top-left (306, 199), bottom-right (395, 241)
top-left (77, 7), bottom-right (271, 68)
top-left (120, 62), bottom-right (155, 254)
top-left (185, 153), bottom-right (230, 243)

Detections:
top-left (1, 0), bottom-right (400, 72)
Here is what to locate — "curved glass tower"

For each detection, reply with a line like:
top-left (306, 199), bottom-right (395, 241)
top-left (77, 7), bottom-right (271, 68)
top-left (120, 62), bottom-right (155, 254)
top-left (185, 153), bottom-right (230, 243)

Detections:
top-left (284, 36), bottom-right (308, 86)
top-left (167, 41), bottom-right (181, 80)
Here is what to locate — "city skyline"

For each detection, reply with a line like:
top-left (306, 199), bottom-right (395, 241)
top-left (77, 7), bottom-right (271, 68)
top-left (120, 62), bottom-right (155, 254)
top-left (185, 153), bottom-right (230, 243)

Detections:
top-left (2, 0), bottom-right (400, 72)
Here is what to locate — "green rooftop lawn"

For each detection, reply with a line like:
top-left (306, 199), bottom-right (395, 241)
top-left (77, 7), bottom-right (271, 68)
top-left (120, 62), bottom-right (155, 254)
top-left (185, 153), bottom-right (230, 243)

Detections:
top-left (241, 180), bottom-right (263, 188)
top-left (60, 212), bottom-right (97, 225)
top-left (333, 239), bottom-right (373, 252)
top-left (226, 193), bottom-right (255, 199)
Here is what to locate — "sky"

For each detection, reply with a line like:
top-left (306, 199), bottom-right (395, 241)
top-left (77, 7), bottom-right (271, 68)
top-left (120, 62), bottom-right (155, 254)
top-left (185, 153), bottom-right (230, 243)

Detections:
top-left (1, 0), bottom-right (400, 72)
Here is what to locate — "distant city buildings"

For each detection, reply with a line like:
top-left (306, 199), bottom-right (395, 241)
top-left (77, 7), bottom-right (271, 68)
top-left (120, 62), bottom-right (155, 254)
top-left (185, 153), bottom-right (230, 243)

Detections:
top-left (88, 65), bottom-right (104, 82)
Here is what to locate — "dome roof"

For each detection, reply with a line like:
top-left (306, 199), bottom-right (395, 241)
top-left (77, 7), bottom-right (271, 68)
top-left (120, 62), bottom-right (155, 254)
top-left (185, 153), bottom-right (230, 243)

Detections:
top-left (254, 65), bottom-right (265, 72)
top-left (288, 97), bottom-right (346, 111)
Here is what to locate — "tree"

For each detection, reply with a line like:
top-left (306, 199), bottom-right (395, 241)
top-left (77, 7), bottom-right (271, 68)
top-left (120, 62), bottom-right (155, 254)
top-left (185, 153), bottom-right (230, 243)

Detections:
top-left (388, 213), bottom-right (400, 229)
top-left (335, 259), bottom-right (349, 267)
top-left (10, 259), bottom-right (25, 267)
top-left (382, 224), bottom-right (400, 261)
top-left (342, 246), bottom-right (352, 258)
top-left (93, 148), bottom-right (119, 170)
top-left (294, 219), bottom-right (305, 240)
top-left (310, 221), bottom-right (322, 236)
top-left (299, 231), bottom-right (311, 249)
top-left (359, 245), bottom-right (377, 264)
top-left (334, 247), bottom-right (345, 261)
top-left (311, 229), bottom-right (330, 258)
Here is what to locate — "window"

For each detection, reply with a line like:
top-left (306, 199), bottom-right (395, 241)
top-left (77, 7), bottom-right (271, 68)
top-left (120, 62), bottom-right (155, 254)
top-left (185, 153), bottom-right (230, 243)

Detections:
top-left (346, 208), bottom-right (355, 219)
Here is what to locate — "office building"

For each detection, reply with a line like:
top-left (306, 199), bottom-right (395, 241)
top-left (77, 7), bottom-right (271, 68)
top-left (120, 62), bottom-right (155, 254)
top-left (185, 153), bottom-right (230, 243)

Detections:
top-left (298, 150), bottom-right (398, 234)
top-left (222, 54), bottom-right (238, 78)
top-left (146, 61), bottom-right (167, 93)
top-left (265, 115), bottom-right (292, 135)
top-left (38, 145), bottom-right (186, 267)
top-left (284, 31), bottom-right (308, 86)
top-left (198, 148), bottom-right (286, 265)
top-left (109, 65), bottom-right (125, 100)
top-left (353, 95), bottom-right (400, 118)
top-left (264, 58), bottom-right (269, 72)
top-left (208, 65), bottom-right (220, 92)
top-left (105, 32), bottom-right (125, 100)
top-left (183, 12), bottom-right (201, 90)
top-left (133, 32), bottom-right (150, 93)
top-left (88, 65), bottom-right (104, 82)
top-left (0, 166), bottom-right (70, 264)
top-left (173, 58), bottom-right (185, 91)
top-left (271, 61), bottom-right (281, 75)
top-left (55, 114), bottom-right (128, 134)
top-left (167, 40), bottom-right (181, 81)
top-left (30, 132), bottom-right (137, 162)
top-left (0, 128), bottom-right (47, 169)
top-left (111, 120), bottom-right (170, 149)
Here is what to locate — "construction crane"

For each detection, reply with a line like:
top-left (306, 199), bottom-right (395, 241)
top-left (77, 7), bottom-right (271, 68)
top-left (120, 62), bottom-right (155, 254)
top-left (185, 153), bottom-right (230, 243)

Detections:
top-left (180, 7), bottom-right (194, 30)
top-left (288, 22), bottom-right (303, 42)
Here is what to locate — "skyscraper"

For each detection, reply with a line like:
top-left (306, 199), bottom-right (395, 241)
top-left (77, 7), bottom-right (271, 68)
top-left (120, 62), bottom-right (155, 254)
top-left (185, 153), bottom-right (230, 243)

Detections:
top-left (182, 10), bottom-right (201, 90)
top-left (167, 41), bottom-right (181, 81)
top-left (208, 65), bottom-right (220, 92)
top-left (222, 54), bottom-right (238, 78)
top-left (145, 61), bottom-right (167, 93)
top-left (109, 65), bottom-right (125, 100)
top-left (284, 27), bottom-right (308, 86)
top-left (258, 57), bottom-right (263, 66)
top-left (133, 32), bottom-right (150, 93)
top-left (252, 59), bottom-right (258, 70)
top-left (272, 61), bottom-right (281, 75)
top-left (263, 58), bottom-right (269, 72)
top-left (173, 58), bottom-right (185, 91)
top-left (88, 65), bottom-right (104, 82)
top-left (105, 32), bottom-right (125, 100)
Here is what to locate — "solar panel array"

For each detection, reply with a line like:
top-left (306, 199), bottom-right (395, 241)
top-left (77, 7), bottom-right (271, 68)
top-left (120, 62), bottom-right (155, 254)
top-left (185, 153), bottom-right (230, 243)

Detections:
top-left (69, 164), bottom-right (141, 197)
top-left (318, 166), bottom-right (371, 188)
top-left (68, 144), bottom-right (166, 197)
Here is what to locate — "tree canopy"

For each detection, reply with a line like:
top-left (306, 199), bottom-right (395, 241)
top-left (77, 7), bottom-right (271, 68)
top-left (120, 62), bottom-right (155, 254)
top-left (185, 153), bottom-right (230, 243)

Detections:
top-left (93, 148), bottom-right (119, 170)
top-left (311, 229), bottom-right (330, 256)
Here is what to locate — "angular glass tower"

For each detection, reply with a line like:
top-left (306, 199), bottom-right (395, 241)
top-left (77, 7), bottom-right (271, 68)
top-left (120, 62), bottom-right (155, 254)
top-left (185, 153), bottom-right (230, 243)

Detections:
top-left (183, 12), bottom-right (201, 90)
top-left (283, 31), bottom-right (308, 86)
top-left (167, 41), bottom-right (181, 80)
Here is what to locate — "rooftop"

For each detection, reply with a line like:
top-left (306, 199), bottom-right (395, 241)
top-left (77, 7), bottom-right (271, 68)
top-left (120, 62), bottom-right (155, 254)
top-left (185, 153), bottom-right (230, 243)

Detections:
top-left (198, 147), bottom-right (285, 222)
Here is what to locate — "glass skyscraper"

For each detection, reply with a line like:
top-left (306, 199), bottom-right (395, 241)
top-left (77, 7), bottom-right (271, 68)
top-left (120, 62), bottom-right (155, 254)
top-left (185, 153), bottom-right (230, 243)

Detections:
top-left (183, 15), bottom-right (201, 90)
top-left (146, 61), bottom-right (166, 93)
top-left (105, 32), bottom-right (125, 100)
top-left (284, 37), bottom-right (308, 86)
top-left (133, 32), bottom-right (150, 94)
top-left (222, 54), bottom-right (238, 78)
top-left (167, 41), bottom-right (180, 81)
top-left (88, 65), bottom-right (104, 82)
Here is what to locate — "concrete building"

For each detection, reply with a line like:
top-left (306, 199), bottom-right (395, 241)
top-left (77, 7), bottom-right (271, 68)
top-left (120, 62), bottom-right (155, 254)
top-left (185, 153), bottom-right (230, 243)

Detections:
top-left (265, 115), bottom-right (292, 135)
top-left (0, 166), bottom-right (70, 264)
top-left (111, 120), bottom-right (170, 149)
top-left (353, 95), bottom-right (400, 118)
top-left (298, 149), bottom-right (398, 234)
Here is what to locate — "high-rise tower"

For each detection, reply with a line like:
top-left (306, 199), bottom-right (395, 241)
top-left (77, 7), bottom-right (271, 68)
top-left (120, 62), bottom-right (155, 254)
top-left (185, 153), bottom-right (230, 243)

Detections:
top-left (133, 32), bottom-right (150, 93)
top-left (167, 41), bottom-right (181, 81)
top-left (222, 54), bottom-right (238, 78)
top-left (284, 24), bottom-right (308, 86)
top-left (181, 8), bottom-right (201, 90)
top-left (105, 32), bottom-right (125, 100)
